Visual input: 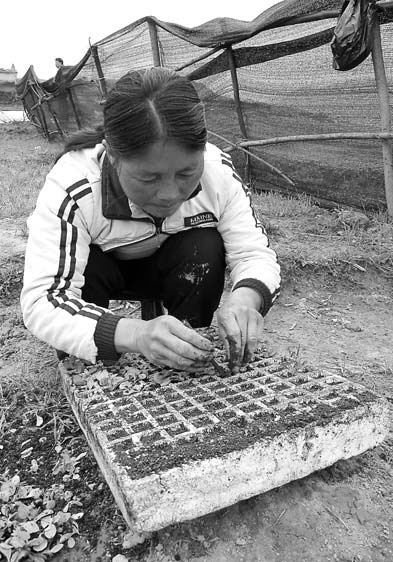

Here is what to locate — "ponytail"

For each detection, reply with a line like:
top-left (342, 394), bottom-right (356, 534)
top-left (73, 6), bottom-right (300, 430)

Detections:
top-left (55, 125), bottom-right (104, 163)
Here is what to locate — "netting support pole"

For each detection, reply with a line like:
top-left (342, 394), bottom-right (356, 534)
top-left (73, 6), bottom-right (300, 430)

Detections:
top-left (46, 99), bottom-right (65, 138)
top-left (90, 45), bottom-right (108, 98)
top-left (67, 87), bottom-right (82, 130)
top-left (37, 105), bottom-right (50, 140)
top-left (226, 46), bottom-right (251, 184)
top-left (371, 17), bottom-right (393, 217)
top-left (148, 19), bottom-right (161, 67)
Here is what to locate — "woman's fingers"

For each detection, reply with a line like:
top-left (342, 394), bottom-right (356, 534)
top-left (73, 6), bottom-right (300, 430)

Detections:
top-left (217, 305), bottom-right (264, 371)
top-left (139, 316), bottom-right (214, 371)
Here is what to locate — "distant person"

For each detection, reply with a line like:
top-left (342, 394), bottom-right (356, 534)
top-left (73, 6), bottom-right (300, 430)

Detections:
top-left (54, 57), bottom-right (64, 82)
top-left (21, 67), bottom-right (281, 373)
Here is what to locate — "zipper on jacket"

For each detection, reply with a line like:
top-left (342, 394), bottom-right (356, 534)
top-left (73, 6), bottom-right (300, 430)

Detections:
top-left (151, 216), bottom-right (164, 234)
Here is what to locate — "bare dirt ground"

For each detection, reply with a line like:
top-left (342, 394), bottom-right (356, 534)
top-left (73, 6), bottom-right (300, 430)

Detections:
top-left (1, 223), bottom-right (392, 562)
top-left (1, 123), bottom-right (392, 562)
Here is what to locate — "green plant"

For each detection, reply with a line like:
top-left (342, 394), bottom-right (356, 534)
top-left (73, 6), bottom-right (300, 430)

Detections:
top-left (0, 473), bottom-right (81, 561)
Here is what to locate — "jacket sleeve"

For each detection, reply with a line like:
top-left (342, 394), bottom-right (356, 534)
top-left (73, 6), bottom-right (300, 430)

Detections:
top-left (215, 151), bottom-right (281, 316)
top-left (20, 165), bottom-right (121, 363)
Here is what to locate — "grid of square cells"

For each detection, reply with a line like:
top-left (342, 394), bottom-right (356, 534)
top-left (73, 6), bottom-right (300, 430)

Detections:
top-left (85, 355), bottom-right (367, 450)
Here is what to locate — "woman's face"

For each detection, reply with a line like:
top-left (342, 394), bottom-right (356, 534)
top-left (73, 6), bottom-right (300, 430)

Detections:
top-left (111, 140), bottom-right (205, 217)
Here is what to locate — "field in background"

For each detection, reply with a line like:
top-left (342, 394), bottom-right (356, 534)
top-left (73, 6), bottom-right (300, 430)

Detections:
top-left (0, 122), bottom-right (392, 561)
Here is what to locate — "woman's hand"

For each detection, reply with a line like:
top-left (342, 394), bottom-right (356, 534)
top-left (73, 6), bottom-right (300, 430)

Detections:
top-left (217, 287), bottom-right (264, 373)
top-left (115, 315), bottom-right (214, 371)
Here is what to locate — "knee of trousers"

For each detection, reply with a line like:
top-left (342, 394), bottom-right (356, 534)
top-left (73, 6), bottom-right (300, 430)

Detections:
top-left (162, 227), bottom-right (225, 269)
top-left (82, 245), bottom-right (124, 294)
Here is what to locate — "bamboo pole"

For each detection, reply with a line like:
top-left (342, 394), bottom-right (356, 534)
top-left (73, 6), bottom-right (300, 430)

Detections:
top-left (228, 132), bottom-right (393, 149)
top-left (46, 102), bottom-right (65, 137)
top-left (67, 87), bottom-right (82, 130)
top-left (90, 45), bottom-right (108, 98)
top-left (208, 130), bottom-right (295, 187)
top-left (37, 104), bottom-right (50, 140)
top-left (175, 47), bottom-right (222, 72)
top-left (226, 46), bottom-right (252, 181)
top-left (371, 17), bottom-right (393, 217)
top-left (148, 19), bottom-right (161, 66)
top-left (226, 46), bottom-right (248, 139)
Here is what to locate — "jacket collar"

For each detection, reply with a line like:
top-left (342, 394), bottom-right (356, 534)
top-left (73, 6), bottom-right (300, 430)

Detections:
top-left (101, 153), bottom-right (202, 220)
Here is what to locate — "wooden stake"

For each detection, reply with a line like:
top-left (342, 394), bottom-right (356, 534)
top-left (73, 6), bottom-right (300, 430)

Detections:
top-left (371, 17), bottom-right (393, 217)
top-left (90, 45), bottom-right (108, 98)
top-left (148, 19), bottom-right (161, 67)
top-left (226, 46), bottom-right (248, 139)
top-left (67, 87), bottom-right (82, 130)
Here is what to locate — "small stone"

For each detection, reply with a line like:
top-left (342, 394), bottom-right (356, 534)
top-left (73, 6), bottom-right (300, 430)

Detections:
top-left (356, 507), bottom-right (369, 524)
top-left (337, 209), bottom-right (370, 229)
top-left (72, 374), bottom-right (86, 386)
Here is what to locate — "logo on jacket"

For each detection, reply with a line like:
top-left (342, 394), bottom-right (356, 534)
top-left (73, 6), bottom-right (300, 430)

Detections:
top-left (184, 212), bottom-right (218, 227)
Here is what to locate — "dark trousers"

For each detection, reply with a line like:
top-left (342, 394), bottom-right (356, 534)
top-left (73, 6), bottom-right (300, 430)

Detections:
top-left (82, 228), bottom-right (226, 327)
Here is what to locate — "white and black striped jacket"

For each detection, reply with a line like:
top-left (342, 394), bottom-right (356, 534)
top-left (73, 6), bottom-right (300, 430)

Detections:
top-left (21, 142), bottom-right (281, 363)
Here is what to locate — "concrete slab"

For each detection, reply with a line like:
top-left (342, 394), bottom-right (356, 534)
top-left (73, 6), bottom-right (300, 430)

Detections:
top-left (59, 331), bottom-right (389, 534)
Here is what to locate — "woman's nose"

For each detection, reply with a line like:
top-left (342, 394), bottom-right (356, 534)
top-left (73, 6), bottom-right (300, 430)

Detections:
top-left (157, 180), bottom-right (179, 201)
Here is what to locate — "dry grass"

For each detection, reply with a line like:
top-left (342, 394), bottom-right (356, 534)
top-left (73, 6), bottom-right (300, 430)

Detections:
top-left (253, 191), bottom-right (393, 278)
top-left (0, 122), bottom-right (61, 219)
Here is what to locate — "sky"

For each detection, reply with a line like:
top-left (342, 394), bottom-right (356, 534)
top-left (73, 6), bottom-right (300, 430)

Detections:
top-left (1, 0), bottom-right (282, 80)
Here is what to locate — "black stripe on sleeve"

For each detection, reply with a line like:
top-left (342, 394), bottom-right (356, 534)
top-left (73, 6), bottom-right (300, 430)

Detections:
top-left (47, 179), bottom-right (92, 311)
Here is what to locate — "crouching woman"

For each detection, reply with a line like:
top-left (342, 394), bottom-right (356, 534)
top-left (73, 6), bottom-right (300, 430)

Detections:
top-left (21, 68), bottom-right (280, 373)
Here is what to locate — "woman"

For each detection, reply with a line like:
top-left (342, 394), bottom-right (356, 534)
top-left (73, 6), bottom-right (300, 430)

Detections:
top-left (21, 68), bottom-right (281, 373)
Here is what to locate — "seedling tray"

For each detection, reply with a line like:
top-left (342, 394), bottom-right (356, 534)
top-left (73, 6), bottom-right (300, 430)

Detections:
top-left (59, 331), bottom-right (389, 533)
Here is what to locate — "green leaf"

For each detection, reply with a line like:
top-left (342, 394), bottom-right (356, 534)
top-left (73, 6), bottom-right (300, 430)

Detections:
top-left (32, 536), bottom-right (48, 552)
top-left (52, 511), bottom-right (71, 525)
top-left (59, 532), bottom-right (73, 544)
top-left (17, 503), bottom-right (30, 521)
top-left (67, 536), bottom-right (76, 548)
top-left (50, 543), bottom-right (64, 554)
top-left (39, 515), bottom-right (52, 529)
top-left (71, 512), bottom-right (84, 520)
top-left (21, 521), bottom-right (40, 534)
top-left (44, 524), bottom-right (57, 539)
top-left (9, 529), bottom-right (30, 548)
top-left (0, 543), bottom-right (13, 562)
top-left (45, 499), bottom-right (56, 510)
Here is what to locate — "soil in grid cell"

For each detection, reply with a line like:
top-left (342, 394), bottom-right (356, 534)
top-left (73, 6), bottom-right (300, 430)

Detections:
top-left (251, 388), bottom-right (267, 398)
top-left (127, 411), bottom-right (146, 423)
top-left (270, 383), bottom-right (291, 392)
top-left (154, 414), bottom-right (179, 425)
top-left (140, 431), bottom-right (164, 445)
top-left (203, 400), bottom-right (227, 412)
top-left (166, 423), bottom-right (189, 437)
top-left (215, 409), bottom-right (238, 421)
top-left (151, 405), bottom-right (169, 416)
top-left (180, 407), bottom-right (204, 419)
top-left (191, 415), bottom-right (215, 428)
top-left (130, 421), bottom-right (154, 433)
top-left (215, 386), bottom-right (238, 397)
top-left (112, 398), bottom-right (139, 412)
top-left (171, 399), bottom-right (194, 411)
top-left (226, 395), bottom-right (247, 406)
top-left (107, 428), bottom-right (129, 440)
top-left (241, 402), bottom-right (262, 413)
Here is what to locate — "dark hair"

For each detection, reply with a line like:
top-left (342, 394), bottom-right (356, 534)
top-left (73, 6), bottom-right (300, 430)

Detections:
top-left (55, 57), bottom-right (64, 65)
top-left (61, 68), bottom-right (206, 159)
